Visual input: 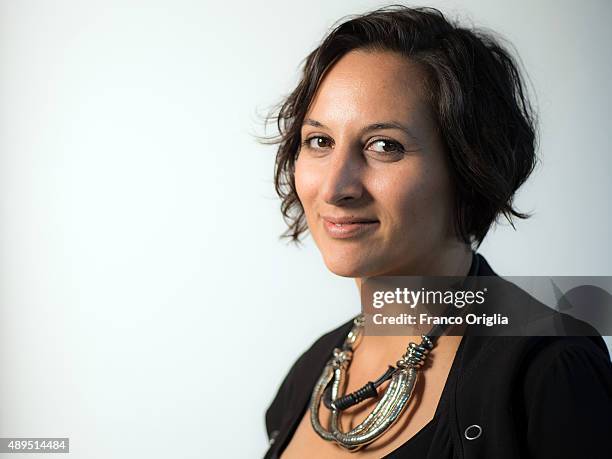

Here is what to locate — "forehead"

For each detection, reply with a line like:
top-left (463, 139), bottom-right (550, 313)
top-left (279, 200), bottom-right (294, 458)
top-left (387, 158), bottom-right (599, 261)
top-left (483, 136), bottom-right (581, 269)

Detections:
top-left (305, 49), bottom-right (431, 124)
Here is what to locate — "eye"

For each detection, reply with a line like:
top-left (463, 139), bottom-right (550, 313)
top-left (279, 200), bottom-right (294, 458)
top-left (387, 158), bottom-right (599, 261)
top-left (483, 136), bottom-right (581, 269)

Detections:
top-left (302, 135), bottom-right (334, 150)
top-left (366, 138), bottom-right (405, 155)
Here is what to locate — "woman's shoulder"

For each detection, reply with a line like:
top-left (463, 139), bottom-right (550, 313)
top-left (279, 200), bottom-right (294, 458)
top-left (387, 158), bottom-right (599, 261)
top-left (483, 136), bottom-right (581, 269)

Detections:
top-left (459, 333), bottom-right (610, 382)
top-left (517, 336), bottom-right (612, 457)
top-left (519, 335), bottom-right (612, 394)
top-left (452, 334), bottom-right (612, 457)
top-left (525, 334), bottom-right (610, 364)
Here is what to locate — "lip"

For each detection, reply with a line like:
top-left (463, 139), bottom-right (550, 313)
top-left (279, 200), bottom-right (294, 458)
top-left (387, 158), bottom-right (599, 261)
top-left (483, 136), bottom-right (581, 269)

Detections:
top-left (321, 215), bottom-right (379, 239)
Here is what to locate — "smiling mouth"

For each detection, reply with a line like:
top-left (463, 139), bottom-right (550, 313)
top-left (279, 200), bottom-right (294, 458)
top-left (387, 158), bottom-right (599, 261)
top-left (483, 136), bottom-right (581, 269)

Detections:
top-left (321, 217), bottom-right (379, 239)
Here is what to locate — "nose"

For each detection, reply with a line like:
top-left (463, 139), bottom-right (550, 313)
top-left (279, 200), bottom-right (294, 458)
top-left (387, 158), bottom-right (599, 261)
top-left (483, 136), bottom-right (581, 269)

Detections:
top-left (319, 143), bottom-right (364, 206)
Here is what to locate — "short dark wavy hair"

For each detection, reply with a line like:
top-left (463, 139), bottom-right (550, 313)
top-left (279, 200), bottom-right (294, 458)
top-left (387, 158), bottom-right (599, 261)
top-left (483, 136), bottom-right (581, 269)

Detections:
top-left (260, 4), bottom-right (538, 248)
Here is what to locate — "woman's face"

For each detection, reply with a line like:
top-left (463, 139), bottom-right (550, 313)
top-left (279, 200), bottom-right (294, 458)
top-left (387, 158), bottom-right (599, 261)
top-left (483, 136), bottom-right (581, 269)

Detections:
top-left (295, 49), bottom-right (462, 278)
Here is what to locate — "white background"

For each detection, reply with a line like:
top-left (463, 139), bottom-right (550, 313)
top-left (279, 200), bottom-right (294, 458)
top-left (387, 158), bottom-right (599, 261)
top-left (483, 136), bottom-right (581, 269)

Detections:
top-left (1, 0), bottom-right (611, 457)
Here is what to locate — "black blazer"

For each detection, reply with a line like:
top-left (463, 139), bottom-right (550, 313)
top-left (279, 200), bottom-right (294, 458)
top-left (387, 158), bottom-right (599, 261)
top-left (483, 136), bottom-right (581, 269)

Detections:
top-left (264, 254), bottom-right (612, 458)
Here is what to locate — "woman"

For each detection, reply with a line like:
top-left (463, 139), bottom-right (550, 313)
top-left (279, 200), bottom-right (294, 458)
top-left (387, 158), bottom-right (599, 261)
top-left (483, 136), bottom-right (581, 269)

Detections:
top-left (261, 5), bottom-right (612, 458)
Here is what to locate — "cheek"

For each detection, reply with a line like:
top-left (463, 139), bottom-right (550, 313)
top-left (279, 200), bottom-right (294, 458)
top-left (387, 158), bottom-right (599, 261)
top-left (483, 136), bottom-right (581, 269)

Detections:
top-left (294, 156), bottom-right (318, 213)
top-left (377, 162), bottom-right (453, 231)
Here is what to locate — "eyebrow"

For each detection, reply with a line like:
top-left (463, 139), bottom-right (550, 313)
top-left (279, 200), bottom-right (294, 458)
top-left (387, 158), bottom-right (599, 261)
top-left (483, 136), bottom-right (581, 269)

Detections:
top-left (302, 118), bottom-right (418, 140)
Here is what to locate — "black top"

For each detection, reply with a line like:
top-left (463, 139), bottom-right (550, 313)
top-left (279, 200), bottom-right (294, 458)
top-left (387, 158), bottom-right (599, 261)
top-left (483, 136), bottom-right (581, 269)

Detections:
top-left (264, 253), bottom-right (612, 458)
top-left (383, 416), bottom-right (440, 457)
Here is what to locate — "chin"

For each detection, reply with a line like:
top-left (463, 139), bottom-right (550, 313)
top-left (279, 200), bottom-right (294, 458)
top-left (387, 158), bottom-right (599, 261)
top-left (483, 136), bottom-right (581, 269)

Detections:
top-left (321, 251), bottom-right (374, 278)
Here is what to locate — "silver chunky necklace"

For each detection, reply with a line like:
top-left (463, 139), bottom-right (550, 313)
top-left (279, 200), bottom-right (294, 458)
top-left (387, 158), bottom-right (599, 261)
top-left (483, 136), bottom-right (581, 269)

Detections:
top-left (309, 314), bottom-right (441, 451)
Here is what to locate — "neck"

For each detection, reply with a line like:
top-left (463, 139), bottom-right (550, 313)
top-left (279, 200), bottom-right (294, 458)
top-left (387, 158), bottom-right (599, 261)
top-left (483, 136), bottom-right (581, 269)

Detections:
top-left (354, 243), bottom-right (474, 292)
